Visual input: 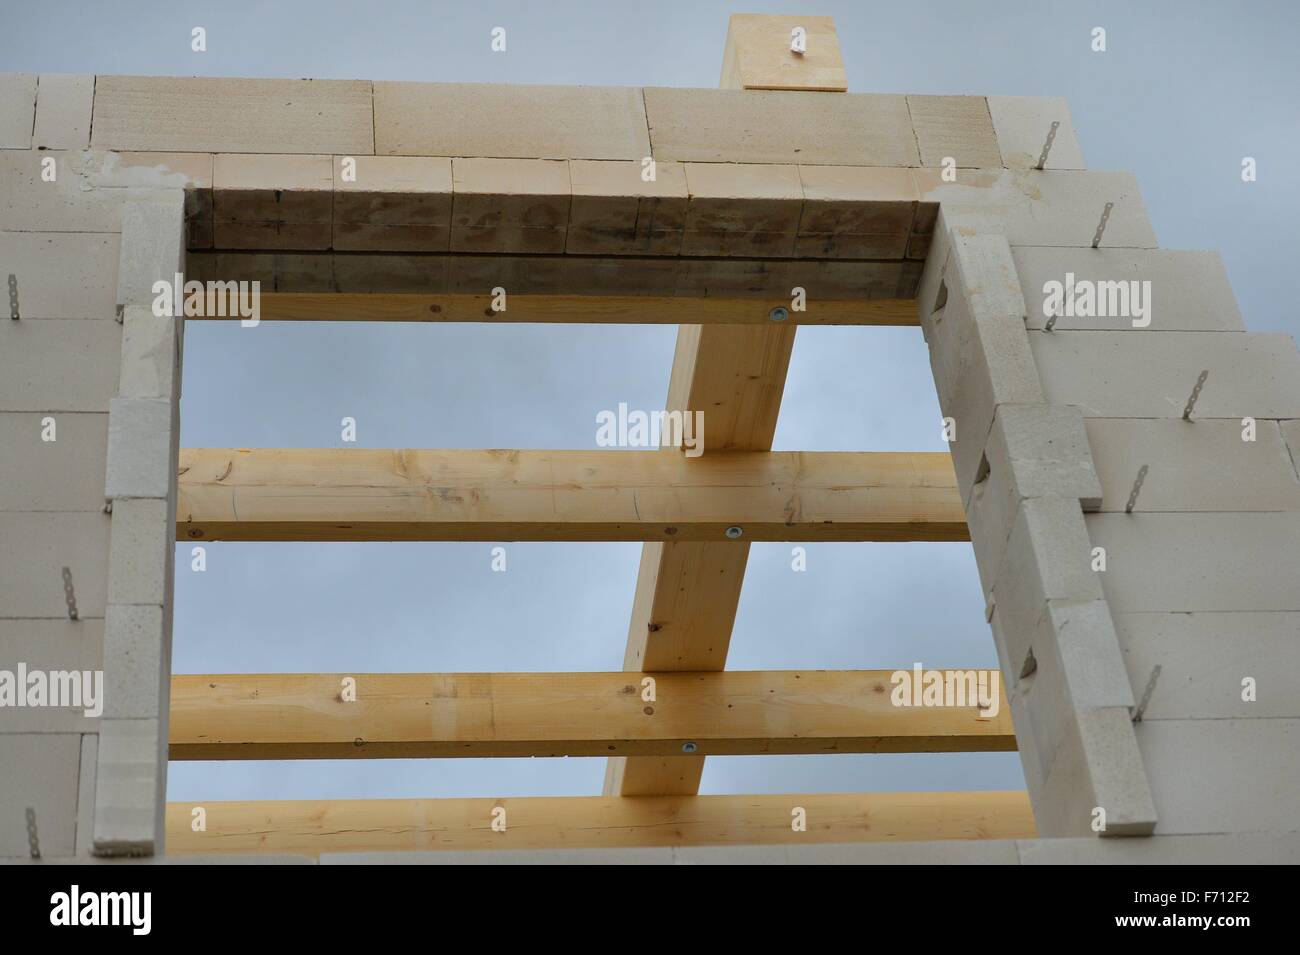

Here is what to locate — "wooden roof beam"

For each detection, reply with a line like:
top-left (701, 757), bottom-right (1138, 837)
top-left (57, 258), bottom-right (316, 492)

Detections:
top-left (165, 791), bottom-right (1036, 856)
top-left (176, 448), bottom-right (967, 543)
top-left (169, 670), bottom-right (1015, 760)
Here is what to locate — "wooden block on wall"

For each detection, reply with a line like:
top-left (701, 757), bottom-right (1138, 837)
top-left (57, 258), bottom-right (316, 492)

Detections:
top-left (720, 14), bottom-right (847, 91)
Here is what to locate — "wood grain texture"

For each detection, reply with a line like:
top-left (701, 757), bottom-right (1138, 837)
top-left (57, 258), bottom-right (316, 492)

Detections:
top-left (169, 670), bottom-right (1015, 760)
top-left (176, 448), bottom-right (967, 543)
top-left (165, 791), bottom-right (1035, 855)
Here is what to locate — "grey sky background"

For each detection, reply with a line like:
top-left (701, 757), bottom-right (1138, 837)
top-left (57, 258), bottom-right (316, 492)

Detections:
top-left (4, 0), bottom-right (1297, 801)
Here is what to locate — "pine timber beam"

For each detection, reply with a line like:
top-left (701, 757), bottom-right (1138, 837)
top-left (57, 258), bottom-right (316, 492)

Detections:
top-left (176, 448), bottom-right (967, 543)
top-left (165, 791), bottom-right (1036, 856)
top-left (168, 670), bottom-right (1015, 760)
top-left (607, 14), bottom-right (844, 798)
top-left (226, 293), bottom-right (919, 325)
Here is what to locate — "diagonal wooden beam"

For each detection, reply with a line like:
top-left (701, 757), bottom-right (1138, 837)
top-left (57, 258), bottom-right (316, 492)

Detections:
top-left (168, 670), bottom-right (1015, 760)
top-left (176, 448), bottom-right (966, 543)
top-left (606, 12), bottom-right (862, 799)
top-left (165, 791), bottom-right (1036, 856)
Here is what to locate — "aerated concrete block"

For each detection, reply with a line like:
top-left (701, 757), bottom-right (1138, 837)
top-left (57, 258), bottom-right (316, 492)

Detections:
top-left (644, 87), bottom-right (918, 166)
top-left (92, 76), bottom-right (374, 155)
top-left (332, 155), bottom-right (452, 252)
top-left (0, 319), bottom-right (121, 412)
top-left (104, 398), bottom-right (173, 500)
top-left (92, 717), bottom-right (166, 856)
top-left (1135, 718), bottom-right (1300, 835)
top-left (0, 412), bottom-right (109, 512)
top-left (450, 158), bottom-right (571, 254)
top-left (106, 498), bottom-right (171, 606)
top-left (212, 153), bottom-right (333, 250)
top-left (1029, 330), bottom-right (1300, 419)
top-left (566, 159), bottom-right (687, 256)
top-left (0, 73), bottom-right (37, 149)
top-left (1281, 419), bottom-right (1300, 480)
top-left (0, 619), bottom-right (104, 732)
top-left (0, 150), bottom-right (124, 233)
top-left (987, 96), bottom-right (1086, 170)
top-left (795, 166), bottom-right (916, 259)
top-left (116, 194), bottom-right (186, 309)
top-left (375, 82), bottom-right (650, 160)
top-left (990, 497), bottom-right (1104, 671)
top-left (0, 734), bottom-right (81, 858)
top-left (1012, 599), bottom-right (1135, 783)
top-left (1017, 832), bottom-right (1300, 864)
top-left (1086, 512), bottom-right (1300, 612)
top-left (1036, 705), bottom-right (1157, 837)
top-left (1115, 612), bottom-right (1300, 720)
top-left (928, 232), bottom-right (1043, 495)
top-left (680, 162), bottom-right (802, 257)
top-left (33, 74), bottom-right (94, 149)
top-left (1014, 248), bottom-right (1243, 331)
top-left (0, 512), bottom-right (110, 619)
top-left (966, 404), bottom-right (1101, 592)
top-left (906, 95), bottom-right (1002, 168)
top-left (0, 232), bottom-right (120, 320)
top-left (1084, 418), bottom-right (1300, 512)
top-left (914, 171), bottom-right (1157, 311)
top-left (76, 733), bottom-right (97, 856)
top-left (118, 307), bottom-right (181, 401)
top-left (89, 151), bottom-right (215, 250)
top-left (100, 604), bottom-right (170, 720)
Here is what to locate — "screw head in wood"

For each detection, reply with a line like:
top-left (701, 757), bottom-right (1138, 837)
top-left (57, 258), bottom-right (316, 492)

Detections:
top-left (725, 526), bottom-right (743, 539)
top-left (768, 306), bottom-right (789, 322)
top-left (682, 741), bottom-right (698, 753)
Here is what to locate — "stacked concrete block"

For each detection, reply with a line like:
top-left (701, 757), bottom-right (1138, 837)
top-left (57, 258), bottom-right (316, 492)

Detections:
top-left (906, 95), bottom-right (1002, 168)
top-left (644, 87), bottom-right (918, 166)
top-left (986, 96), bottom-right (1086, 170)
top-left (929, 139), bottom-right (1300, 846)
top-left (92, 76), bottom-right (374, 155)
top-left (924, 228), bottom-right (1157, 838)
top-left (567, 160), bottom-right (687, 256)
top-left (332, 156), bottom-right (452, 252)
top-left (90, 152), bottom-right (215, 250)
top-left (375, 82), bottom-right (649, 160)
top-left (0, 136), bottom-right (136, 861)
top-left (213, 154), bottom-right (333, 250)
top-left (680, 162), bottom-right (802, 257)
top-left (0, 73), bottom-right (37, 148)
top-left (91, 196), bottom-right (185, 856)
top-left (33, 74), bottom-right (94, 150)
top-left (1013, 248), bottom-right (1244, 331)
top-left (450, 158), bottom-right (571, 254)
top-left (795, 166), bottom-right (916, 259)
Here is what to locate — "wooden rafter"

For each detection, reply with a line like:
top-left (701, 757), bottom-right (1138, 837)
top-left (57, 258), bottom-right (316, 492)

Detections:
top-left (176, 448), bottom-right (966, 542)
top-left (168, 670), bottom-right (1015, 760)
top-left (165, 791), bottom-right (1035, 856)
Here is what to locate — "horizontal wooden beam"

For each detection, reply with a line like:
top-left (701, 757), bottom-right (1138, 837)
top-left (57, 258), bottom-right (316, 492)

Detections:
top-left (225, 293), bottom-right (919, 325)
top-left (166, 791), bottom-right (1035, 855)
top-left (177, 449), bottom-right (967, 543)
top-left (168, 670), bottom-right (1015, 760)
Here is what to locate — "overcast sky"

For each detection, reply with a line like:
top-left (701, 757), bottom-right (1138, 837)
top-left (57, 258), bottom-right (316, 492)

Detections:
top-left (4, 0), bottom-right (1296, 801)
